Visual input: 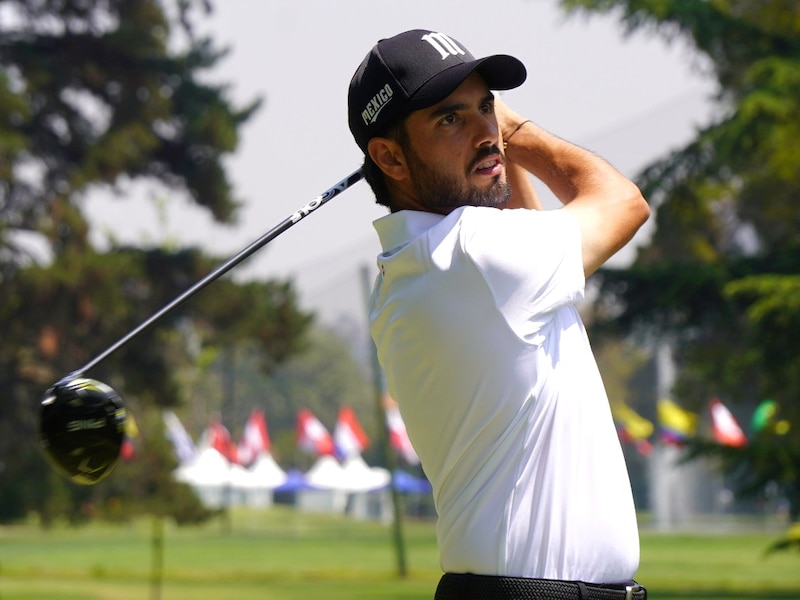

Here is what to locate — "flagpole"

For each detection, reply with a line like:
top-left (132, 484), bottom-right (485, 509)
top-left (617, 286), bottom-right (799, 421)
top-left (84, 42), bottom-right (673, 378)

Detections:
top-left (360, 264), bottom-right (408, 578)
top-left (220, 348), bottom-right (237, 535)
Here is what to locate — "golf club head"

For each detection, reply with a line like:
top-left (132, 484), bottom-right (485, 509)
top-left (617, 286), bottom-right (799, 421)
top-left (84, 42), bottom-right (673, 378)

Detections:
top-left (39, 377), bottom-right (127, 485)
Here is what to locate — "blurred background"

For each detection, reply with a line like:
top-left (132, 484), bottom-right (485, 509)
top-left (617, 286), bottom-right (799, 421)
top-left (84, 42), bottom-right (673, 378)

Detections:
top-left (1, 1), bottom-right (799, 598)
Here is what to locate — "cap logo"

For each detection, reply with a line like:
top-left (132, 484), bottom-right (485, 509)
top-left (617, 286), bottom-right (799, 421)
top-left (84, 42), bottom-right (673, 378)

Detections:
top-left (420, 32), bottom-right (465, 60)
top-left (361, 83), bottom-right (394, 126)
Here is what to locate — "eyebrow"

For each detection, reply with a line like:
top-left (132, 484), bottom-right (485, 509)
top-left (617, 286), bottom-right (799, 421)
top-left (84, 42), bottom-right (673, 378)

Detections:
top-left (428, 92), bottom-right (495, 120)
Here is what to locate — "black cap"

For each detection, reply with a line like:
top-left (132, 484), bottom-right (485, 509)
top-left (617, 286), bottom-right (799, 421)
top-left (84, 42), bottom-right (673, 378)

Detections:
top-left (348, 29), bottom-right (527, 154)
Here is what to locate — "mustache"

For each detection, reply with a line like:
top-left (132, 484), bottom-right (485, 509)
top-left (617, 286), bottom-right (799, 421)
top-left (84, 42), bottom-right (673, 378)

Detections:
top-left (468, 145), bottom-right (504, 172)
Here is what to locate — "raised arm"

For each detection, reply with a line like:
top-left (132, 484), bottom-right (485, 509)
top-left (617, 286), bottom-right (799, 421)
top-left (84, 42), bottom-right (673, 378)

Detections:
top-left (504, 159), bottom-right (543, 210)
top-left (498, 102), bottom-right (650, 276)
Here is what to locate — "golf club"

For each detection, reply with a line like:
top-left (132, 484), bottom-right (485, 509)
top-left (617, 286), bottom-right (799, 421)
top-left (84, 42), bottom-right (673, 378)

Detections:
top-left (40, 168), bottom-right (364, 484)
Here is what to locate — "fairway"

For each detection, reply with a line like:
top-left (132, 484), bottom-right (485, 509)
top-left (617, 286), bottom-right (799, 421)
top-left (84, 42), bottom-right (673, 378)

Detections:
top-left (1, 508), bottom-right (799, 599)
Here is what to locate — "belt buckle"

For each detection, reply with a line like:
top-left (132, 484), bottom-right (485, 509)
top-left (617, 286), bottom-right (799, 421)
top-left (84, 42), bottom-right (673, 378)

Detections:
top-left (625, 583), bottom-right (642, 600)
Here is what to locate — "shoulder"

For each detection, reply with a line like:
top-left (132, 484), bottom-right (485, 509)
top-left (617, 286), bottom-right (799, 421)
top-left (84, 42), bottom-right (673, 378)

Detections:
top-left (456, 206), bottom-right (580, 246)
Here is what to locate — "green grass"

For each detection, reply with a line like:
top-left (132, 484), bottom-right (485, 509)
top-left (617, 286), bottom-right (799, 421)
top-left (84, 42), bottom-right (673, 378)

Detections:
top-left (1, 508), bottom-right (798, 599)
top-left (637, 530), bottom-right (800, 598)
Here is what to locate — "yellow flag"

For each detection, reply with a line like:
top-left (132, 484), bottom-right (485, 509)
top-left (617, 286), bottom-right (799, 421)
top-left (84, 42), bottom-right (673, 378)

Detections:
top-left (657, 399), bottom-right (698, 437)
top-left (125, 410), bottom-right (140, 439)
top-left (612, 403), bottom-right (654, 441)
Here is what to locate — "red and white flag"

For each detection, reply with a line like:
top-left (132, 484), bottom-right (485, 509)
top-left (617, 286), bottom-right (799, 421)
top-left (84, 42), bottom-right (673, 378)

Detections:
top-left (385, 401), bottom-right (419, 465)
top-left (296, 409), bottom-right (335, 456)
top-left (710, 398), bottom-right (747, 447)
top-left (238, 408), bottom-right (271, 466)
top-left (208, 418), bottom-right (239, 464)
top-left (334, 406), bottom-right (370, 458)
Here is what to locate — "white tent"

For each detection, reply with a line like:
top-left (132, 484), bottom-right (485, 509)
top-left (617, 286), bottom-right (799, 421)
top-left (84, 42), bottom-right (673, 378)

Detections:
top-left (174, 447), bottom-right (288, 508)
top-left (340, 455), bottom-right (392, 521)
top-left (303, 454), bottom-right (346, 489)
top-left (297, 455), bottom-right (347, 513)
top-left (238, 452), bottom-right (288, 507)
top-left (339, 455), bottom-right (390, 492)
top-left (297, 454), bottom-right (391, 519)
top-left (249, 452), bottom-right (288, 489)
top-left (175, 446), bottom-right (232, 486)
top-left (303, 454), bottom-right (390, 492)
top-left (174, 447), bottom-right (243, 508)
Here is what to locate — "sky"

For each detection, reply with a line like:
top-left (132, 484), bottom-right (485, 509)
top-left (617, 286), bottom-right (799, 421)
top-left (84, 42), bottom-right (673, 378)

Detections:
top-left (84, 0), bottom-right (717, 330)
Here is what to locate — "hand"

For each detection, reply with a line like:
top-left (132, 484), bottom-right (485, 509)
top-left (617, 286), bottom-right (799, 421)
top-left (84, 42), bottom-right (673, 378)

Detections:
top-left (495, 98), bottom-right (542, 210)
top-left (495, 97), bottom-right (528, 145)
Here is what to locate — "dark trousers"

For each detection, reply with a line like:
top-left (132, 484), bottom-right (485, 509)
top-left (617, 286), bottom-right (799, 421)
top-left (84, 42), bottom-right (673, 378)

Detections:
top-left (434, 573), bottom-right (647, 600)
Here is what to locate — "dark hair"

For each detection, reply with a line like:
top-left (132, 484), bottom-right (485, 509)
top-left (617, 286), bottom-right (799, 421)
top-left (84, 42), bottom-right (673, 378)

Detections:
top-left (362, 153), bottom-right (393, 209)
top-left (361, 119), bottom-right (410, 212)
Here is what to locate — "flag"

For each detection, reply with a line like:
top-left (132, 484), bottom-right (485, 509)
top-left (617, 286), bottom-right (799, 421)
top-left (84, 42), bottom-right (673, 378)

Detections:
top-left (120, 438), bottom-right (135, 461)
top-left (612, 402), bottom-right (654, 441)
top-left (333, 406), bottom-right (370, 459)
top-left (657, 398), bottom-right (698, 445)
top-left (163, 410), bottom-right (196, 464)
top-left (120, 409), bottom-right (140, 461)
top-left (709, 398), bottom-right (747, 447)
top-left (616, 424), bottom-right (654, 456)
top-left (296, 409), bottom-right (335, 456)
top-left (238, 408), bottom-right (271, 466)
top-left (384, 398), bottom-right (419, 465)
top-left (752, 399), bottom-right (778, 433)
top-left (208, 418), bottom-right (239, 464)
top-left (752, 400), bottom-right (791, 436)
top-left (612, 402), bottom-right (654, 455)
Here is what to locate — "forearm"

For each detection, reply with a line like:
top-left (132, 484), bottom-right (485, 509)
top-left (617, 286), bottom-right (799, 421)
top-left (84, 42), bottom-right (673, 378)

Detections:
top-left (504, 158), bottom-right (543, 210)
top-left (497, 100), bottom-right (650, 276)
top-left (503, 119), bottom-right (637, 207)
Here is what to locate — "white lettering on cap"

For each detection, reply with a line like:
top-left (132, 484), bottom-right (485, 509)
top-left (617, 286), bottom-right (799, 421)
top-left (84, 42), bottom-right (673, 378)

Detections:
top-left (421, 32), bottom-right (465, 60)
top-left (361, 83), bottom-right (394, 126)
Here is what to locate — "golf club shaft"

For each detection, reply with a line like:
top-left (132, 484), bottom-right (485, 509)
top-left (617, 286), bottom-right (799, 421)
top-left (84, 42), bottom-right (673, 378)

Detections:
top-left (64, 169), bottom-right (364, 381)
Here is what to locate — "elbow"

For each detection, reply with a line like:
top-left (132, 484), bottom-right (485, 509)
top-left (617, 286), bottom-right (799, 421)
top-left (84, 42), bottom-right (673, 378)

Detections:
top-left (627, 183), bottom-right (650, 229)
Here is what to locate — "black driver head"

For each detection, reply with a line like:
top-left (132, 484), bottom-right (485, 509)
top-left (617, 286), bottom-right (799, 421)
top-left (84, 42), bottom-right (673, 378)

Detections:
top-left (39, 377), bottom-right (127, 485)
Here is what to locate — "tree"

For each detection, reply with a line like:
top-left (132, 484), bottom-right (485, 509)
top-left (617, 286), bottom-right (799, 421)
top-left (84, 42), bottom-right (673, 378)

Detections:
top-left (560, 0), bottom-right (800, 519)
top-left (0, 0), bottom-right (259, 260)
top-left (0, 1), bottom-right (314, 524)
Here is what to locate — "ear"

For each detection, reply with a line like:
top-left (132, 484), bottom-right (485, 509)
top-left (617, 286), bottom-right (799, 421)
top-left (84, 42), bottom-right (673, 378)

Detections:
top-left (367, 137), bottom-right (408, 182)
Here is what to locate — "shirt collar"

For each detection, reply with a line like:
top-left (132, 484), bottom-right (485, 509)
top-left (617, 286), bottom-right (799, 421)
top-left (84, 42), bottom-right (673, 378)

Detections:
top-left (373, 210), bottom-right (445, 253)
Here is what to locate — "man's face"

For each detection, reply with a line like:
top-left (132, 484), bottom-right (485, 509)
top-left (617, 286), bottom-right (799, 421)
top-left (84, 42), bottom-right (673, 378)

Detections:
top-left (399, 73), bottom-right (511, 213)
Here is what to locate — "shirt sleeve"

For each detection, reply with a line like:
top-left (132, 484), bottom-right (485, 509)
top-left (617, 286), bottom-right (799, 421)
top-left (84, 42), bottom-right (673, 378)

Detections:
top-left (459, 206), bottom-right (585, 344)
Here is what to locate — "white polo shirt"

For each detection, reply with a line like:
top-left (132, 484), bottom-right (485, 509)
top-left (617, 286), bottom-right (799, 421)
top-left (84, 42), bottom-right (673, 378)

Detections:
top-left (369, 206), bottom-right (639, 583)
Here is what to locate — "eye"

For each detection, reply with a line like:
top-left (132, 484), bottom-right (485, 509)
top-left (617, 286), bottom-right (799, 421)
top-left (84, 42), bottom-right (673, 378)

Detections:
top-left (439, 113), bottom-right (457, 126)
top-left (480, 100), bottom-right (494, 114)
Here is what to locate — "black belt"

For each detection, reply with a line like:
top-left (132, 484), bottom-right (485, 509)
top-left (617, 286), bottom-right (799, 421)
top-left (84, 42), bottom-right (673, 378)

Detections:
top-left (435, 573), bottom-right (647, 600)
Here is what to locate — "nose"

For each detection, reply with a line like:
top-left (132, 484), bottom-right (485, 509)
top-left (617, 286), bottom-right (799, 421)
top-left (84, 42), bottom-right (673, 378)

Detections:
top-left (472, 111), bottom-right (499, 149)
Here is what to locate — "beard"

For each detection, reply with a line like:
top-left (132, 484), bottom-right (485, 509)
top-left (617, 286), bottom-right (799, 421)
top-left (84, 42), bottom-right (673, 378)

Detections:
top-left (405, 144), bottom-right (512, 213)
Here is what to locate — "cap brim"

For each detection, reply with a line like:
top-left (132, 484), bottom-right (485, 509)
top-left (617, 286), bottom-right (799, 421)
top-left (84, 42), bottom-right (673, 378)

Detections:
top-left (409, 54), bottom-right (527, 110)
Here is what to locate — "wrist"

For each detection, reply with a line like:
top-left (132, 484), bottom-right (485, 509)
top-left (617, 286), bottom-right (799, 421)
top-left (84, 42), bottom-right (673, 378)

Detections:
top-left (503, 119), bottom-right (532, 150)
